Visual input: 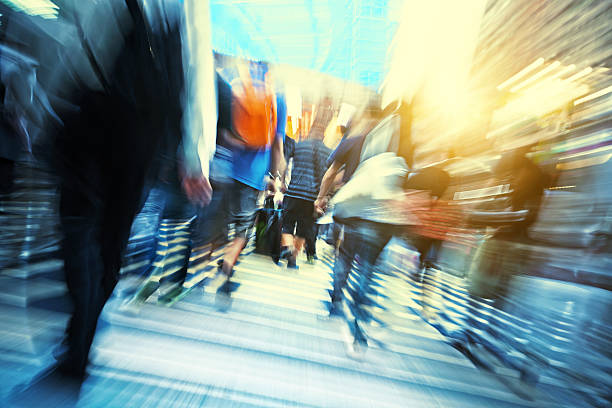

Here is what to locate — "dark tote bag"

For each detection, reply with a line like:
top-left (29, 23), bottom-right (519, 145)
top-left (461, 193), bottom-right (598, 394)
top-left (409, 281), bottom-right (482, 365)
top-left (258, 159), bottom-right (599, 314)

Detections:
top-left (254, 196), bottom-right (282, 261)
top-left (468, 236), bottom-right (527, 299)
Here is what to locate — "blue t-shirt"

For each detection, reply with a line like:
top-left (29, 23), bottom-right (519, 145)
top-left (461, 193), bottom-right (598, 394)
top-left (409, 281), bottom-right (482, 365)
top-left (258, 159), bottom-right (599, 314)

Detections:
top-left (232, 93), bottom-right (286, 190)
top-left (327, 133), bottom-right (366, 183)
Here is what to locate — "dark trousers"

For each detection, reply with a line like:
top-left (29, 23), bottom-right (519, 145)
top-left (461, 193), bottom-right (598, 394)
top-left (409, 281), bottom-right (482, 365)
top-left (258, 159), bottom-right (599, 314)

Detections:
top-left (59, 168), bottom-right (147, 376)
top-left (321, 222), bottom-right (342, 247)
top-left (282, 197), bottom-right (316, 257)
top-left (57, 102), bottom-right (160, 376)
top-left (305, 224), bottom-right (318, 257)
top-left (0, 157), bottom-right (15, 194)
top-left (413, 236), bottom-right (442, 269)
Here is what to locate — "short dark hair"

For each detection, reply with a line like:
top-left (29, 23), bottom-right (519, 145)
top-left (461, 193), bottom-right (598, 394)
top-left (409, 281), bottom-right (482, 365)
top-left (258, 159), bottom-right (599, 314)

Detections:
top-left (364, 95), bottom-right (382, 117)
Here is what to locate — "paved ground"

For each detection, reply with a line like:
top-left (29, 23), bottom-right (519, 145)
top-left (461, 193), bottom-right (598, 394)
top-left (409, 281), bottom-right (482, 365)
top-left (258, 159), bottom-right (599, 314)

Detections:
top-left (0, 231), bottom-right (562, 407)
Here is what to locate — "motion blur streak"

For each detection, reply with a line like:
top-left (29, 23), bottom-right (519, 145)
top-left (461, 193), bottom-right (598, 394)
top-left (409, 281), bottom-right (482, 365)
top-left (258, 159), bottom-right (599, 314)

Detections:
top-left (0, 1), bottom-right (610, 408)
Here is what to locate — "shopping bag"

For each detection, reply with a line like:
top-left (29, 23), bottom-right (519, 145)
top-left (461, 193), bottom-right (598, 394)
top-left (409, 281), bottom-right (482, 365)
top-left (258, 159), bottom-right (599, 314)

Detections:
top-left (468, 236), bottom-right (521, 299)
top-left (254, 206), bottom-right (282, 260)
top-left (266, 210), bottom-right (282, 260)
top-left (331, 113), bottom-right (415, 224)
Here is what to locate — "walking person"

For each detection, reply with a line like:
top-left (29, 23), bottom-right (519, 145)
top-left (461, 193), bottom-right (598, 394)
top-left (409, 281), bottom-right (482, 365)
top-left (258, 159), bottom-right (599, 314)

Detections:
top-left (315, 100), bottom-right (416, 356)
top-left (6, 0), bottom-right (216, 388)
top-left (123, 158), bottom-right (201, 310)
top-left (214, 60), bottom-right (286, 294)
top-left (280, 99), bottom-right (333, 267)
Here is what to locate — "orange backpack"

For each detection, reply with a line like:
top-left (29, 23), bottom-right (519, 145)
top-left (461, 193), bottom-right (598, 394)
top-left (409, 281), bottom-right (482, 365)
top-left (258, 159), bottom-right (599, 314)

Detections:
top-left (231, 64), bottom-right (277, 149)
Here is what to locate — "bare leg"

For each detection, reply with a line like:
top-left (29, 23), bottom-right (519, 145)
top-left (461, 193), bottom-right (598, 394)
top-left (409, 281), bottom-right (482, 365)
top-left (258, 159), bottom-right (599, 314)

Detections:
top-left (281, 233), bottom-right (294, 249)
top-left (222, 236), bottom-right (246, 276)
top-left (293, 236), bottom-right (305, 260)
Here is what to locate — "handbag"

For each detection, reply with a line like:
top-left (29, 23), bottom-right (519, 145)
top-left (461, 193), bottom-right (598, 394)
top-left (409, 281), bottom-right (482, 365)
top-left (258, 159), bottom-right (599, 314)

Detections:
top-left (468, 235), bottom-right (526, 299)
top-left (331, 114), bottom-right (416, 225)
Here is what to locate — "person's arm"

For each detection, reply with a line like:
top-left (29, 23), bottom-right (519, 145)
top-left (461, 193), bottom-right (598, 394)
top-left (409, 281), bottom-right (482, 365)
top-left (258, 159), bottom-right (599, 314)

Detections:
top-left (281, 139), bottom-right (294, 192)
top-left (313, 143), bottom-right (331, 191)
top-left (267, 93), bottom-right (287, 190)
top-left (314, 160), bottom-right (342, 214)
top-left (314, 134), bottom-right (357, 212)
top-left (180, 0), bottom-right (216, 205)
top-left (332, 169), bottom-right (345, 193)
top-left (270, 135), bottom-right (285, 177)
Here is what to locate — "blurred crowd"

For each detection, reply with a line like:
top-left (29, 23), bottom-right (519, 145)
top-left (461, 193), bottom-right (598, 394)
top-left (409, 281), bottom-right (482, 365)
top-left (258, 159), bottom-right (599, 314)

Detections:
top-left (0, 0), bottom-right (610, 405)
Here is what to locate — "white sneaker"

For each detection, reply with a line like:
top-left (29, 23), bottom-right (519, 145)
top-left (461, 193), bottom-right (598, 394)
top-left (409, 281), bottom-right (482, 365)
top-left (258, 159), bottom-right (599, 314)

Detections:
top-left (341, 323), bottom-right (366, 360)
top-left (118, 297), bottom-right (143, 316)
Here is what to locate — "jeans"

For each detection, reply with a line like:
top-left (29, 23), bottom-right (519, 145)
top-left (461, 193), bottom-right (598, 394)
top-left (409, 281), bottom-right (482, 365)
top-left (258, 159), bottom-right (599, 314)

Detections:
top-left (152, 178), bottom-right (196, 288)
top-left (331, 220), bottom-right (400, 343)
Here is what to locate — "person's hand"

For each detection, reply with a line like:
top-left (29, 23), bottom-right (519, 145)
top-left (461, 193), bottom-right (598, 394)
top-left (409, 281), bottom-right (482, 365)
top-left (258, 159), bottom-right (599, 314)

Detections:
top-left (182, 175), bottom-right (212, 207)
top-left (265, 175), bottom-right (280, 194)
top-left (265, 178), bottom-right (276, 194)
top-left (314, 196), bottom-right (328, 215)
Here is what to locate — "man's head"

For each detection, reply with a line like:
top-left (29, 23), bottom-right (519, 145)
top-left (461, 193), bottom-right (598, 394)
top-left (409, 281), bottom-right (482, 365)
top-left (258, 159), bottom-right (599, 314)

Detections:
top-left (363, 96), bottom-right (383, 120)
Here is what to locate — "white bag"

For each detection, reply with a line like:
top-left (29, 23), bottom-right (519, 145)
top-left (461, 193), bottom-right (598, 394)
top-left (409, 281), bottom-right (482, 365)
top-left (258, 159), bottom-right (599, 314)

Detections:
top-left (331, 114), bottom-right (415, 225)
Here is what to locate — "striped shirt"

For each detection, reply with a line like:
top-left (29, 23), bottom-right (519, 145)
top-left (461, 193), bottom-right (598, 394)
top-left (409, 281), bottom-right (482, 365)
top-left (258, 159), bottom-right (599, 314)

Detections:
top-left (286, 139), bottom-right (331, 202)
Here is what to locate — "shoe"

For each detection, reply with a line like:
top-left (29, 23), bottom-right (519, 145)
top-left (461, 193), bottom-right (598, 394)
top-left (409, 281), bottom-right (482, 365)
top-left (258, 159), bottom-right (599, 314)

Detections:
top-left (285, 248), bottom-right (298, 269)
top-left (118, 296), bottom-right (145, 316)
top-left (279, 246), bottom-right (292, 260)
top-left (133, 281), bottom-right (160, 303)
top-left (328, 301), bottom-right (343, 317)
top-left (341, 323), bottom-right (366, 360)
top-left (9, 363), bottom-right (83, 407)
top-left (158, 286), bottom-right (183, 304)
top-left (346, 339), bottom-right (367, 360)
top-left (353, 322), bottom-right (368, 347)
top-left (221, 261), bottom-right (234, 278)
top-left (306, 255), bottom-right (315, 265)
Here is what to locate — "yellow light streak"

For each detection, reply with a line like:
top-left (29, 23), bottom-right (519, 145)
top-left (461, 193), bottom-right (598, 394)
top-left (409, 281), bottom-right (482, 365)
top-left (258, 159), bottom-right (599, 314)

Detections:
top-left (510, 61), bottom-right (561, 93)
top-left (574, 85), bottom-right (612, 105)
top-left (497, 58), bottom-right (545, 90)
top-left (565, 67), bottom-right (593, 82)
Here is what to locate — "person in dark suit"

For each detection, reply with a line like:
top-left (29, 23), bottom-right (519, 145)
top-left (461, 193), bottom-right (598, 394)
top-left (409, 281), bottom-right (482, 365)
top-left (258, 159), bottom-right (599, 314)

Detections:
top-left (3, 0), bottom-right (216, 382)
